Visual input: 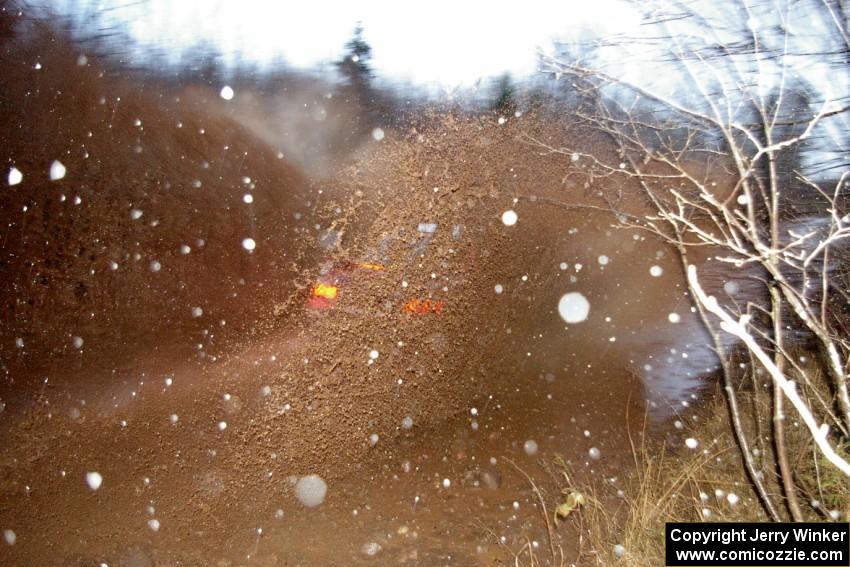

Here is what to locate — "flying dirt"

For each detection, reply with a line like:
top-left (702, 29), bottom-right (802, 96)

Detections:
top-left (0, 14), bottom-right (750, 567)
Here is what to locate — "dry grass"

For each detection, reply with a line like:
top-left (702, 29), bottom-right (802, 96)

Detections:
top-left (583, 399), bottom-right (769, 565)
top-left (496, 397), bottom-right (763, 566)
top-left (500, 375), bottom-right (850, 566)
top-left (580, 391), bottom-right (850, 565)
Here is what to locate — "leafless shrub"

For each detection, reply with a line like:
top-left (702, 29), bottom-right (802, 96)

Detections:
top-left (535, 0), bottom-right (850, 520)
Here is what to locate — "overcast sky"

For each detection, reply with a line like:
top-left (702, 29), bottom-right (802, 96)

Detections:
top-left (50, 0), bottom-right (641, 86)
top-left (42, 0), bottom-right (850, 177)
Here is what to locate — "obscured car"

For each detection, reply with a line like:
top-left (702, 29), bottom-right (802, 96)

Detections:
top-left (306, 222), bottom-right (461, 316)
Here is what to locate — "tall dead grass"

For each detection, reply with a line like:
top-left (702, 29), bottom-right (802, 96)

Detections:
top-left (502, 370), bottom-right (850, 566)
top-left (582, 387), bottom-right (850, 565)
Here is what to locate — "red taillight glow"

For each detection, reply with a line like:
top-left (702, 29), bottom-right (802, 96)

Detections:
top-left (313, 283), bottom-right (339, 300)
top-left (403, 298), bottom-right (445, 314)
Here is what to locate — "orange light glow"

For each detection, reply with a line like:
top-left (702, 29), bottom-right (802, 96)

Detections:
top-left (403, 298), bottom-right (445, 314)
top-left (313, 283), bottom-right (339, 300)
top-left (357, 262), bottom-right (385, 271)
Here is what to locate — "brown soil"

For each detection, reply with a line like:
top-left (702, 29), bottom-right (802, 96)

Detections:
top-left (0, 24), bottom-right (723, 566)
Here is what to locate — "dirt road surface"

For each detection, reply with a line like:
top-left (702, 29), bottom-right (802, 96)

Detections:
top-left (0, 30), bottom-right (717, 566)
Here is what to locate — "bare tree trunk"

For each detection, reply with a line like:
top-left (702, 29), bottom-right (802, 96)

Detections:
top-left (772, 286), bottom-right (804, 521)
top-left (663, 197), bottom-right (782, 522)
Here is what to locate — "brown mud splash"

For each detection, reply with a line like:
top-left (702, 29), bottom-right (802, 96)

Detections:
top-left (1, 28), bottom-right (728, 566)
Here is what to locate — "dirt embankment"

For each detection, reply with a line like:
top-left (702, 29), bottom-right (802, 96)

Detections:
top-left (0, 20), bottom-right (743, 565)
top-left (0, 30), bottom-right (317, 398)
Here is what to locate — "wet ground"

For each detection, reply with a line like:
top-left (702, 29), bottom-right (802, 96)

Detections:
top-left (1, 315), bottom-right (647, 565)
top-left (0, 28), bottom-right (722, 566)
